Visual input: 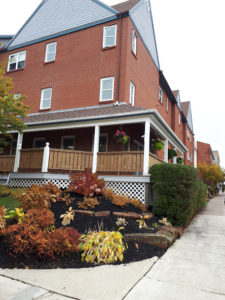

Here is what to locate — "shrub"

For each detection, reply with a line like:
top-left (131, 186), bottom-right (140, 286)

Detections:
top-left (129, 198), bottom-right (146, 212)
top-left (68, 170), bottom-right (105, 197)
top-left (19, 184), bottom-right (60, 211)
top-left (79, 230), bottom-right (127, 264)
top-left (3, 208), bottom-right (80, 259)
top-left (0, 185), bottom-right (26, 199)
top-left (111, 194), bottom-right (130, 207)
top-left (60, 207), bottom-right (74, 226)
top-left (0, 206), bottom-right (6, 232)
top-left (5, 207), bottom-right (25, 224)
top-left (151, 163), bottom-right (207, 226)
top-left (77, 197), bottom-right (100, 210)
top-left (103, 188), bottom-right (114, 201)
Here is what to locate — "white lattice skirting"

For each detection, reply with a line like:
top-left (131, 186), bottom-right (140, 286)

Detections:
top-left (6, 173), bottom-right (150, 204)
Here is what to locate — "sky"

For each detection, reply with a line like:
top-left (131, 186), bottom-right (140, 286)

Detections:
top-left (1, 0), bottom-right (225, 167)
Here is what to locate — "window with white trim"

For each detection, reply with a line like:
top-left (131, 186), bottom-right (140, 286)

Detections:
top-left (100, 77), bottom-right (114, 101)
top-left (129, 81), bottom-right (135, 106)
top-left (190, 153), bottom-right (192, 162)
top-left (14, 93), bottom-right (22, 99)
top-left (166, 98), bottom-right (169, 112)
top-left (61, 136), bottom-right (74, 150)
top-left (8, 51), bottom-right (26, 71)
top-left (45, 42), bottom-right (57, 62)
top-left (33, 137), bottom-right (45, 148)
top-left (40, 88), bottom-right (52, 109)
top-left (103, 25), bottom-right (117, 48)
top-left (132, 30), bottom-right (137, 55)
top-left (99, 134), bottom-right (108, 152)
top-left (179, 113), bottom-right (181, 125)
top-left (187, 151), bottom-right (190, 161)
top-left (159, 87), bottom-right (163, 103)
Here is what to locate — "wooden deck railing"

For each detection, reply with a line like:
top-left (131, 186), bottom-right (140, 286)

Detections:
top-left (48, 149), bottom-right (93, 171)
top-left (19, 149), bottom-right (44, 170)
top-left (0, 155), bottom-right (15, 172)
top-left (97, 151), bottom-right (144, 174)
top-left (149, 152), bottom-right (164, 168)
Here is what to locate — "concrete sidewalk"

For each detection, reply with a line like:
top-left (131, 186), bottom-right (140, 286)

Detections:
top-left (125, 193), bottom-right (225, 300)
top-left (1, 194), bottom-right (225, 300)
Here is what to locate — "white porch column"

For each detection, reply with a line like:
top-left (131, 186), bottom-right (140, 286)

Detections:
top-left (143, 119), bottom-right (151, 176)
top-left (173, 147), bottom-right (177, 164)
top-left (92, 125), bottom-right (100, 173)
top-left (164, 139), bottom-right (168, 163)
top-left (42, 142), bottom-right (50, 172)
top-left (13, 133), bottom-right (23, 172)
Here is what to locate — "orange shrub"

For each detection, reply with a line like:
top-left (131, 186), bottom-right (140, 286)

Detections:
top-left (129, 198), bottom-right (146, 212)
top-left (103, 188), bottom-right (114, 201)
top-left (77, 197), bottom-right (100, 210)
top-left (111, 195), bottom-right (130, 207)
top-left (0, 206), bottom-right (6, 233)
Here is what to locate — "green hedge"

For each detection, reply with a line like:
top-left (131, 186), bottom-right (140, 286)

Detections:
top-left (151, 163), bottom-right (207, 226)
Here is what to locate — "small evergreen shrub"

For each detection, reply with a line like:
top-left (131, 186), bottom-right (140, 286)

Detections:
top-left (151, 163), bottom-right (207, 226)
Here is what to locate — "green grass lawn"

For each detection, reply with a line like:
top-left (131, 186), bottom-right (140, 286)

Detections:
top-left (0, 196), bottom-right (19, 212)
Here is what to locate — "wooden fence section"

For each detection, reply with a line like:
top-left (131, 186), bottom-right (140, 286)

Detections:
top-left (97, 151), bottom-right (144, 174)
top-left (49, 149), bottom-right (93, 172)
top-left (0, 156), bottom-right (15, 172)
top-left (149, 152), bottom-right (164, 168)
top-left (19, 149), bottom-right (44, 170)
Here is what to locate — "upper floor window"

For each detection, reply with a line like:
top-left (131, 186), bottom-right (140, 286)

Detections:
top-left (187, 151), bottom-right (190, 161)
top-left (159, 87), bottom-right (163, 103)
top-left (179, 113), bottom-right (181, 125)
top-left (61, 136), bottom-right (74, 150)
top-left (166, 98), bottom-right (169, 112)
top-left (14, 93), bottom-right (22, 99)
top-left (45, 42), bottom-right (57, 62)
top-left (129, 81), bottom-right (135, 106)
top-left (40, 88), bottom-right (52, 109)
top-left (132, 30), bottom-right (137, 55)
top-left (8, 51), bottom-right (26, 71)
top-left (100, 77), bottom-right (114, 101)
top-left (103, 25), bottom-right (117, 48)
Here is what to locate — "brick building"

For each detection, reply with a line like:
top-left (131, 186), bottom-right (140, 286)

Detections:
top-left (197, 141), bottom-right (215, 165)
top-left (0, 0), bottom-right (196, 201)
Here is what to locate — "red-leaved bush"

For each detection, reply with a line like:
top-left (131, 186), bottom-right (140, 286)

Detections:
top-left (68, 169), bottom-right (105, 197)
top-left (0, 206), bottom-right (6, 234)
top-left (3, 208), bottom-right (80, 259)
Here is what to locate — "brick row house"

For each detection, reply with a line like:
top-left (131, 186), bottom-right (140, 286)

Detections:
top-left (0, 0), bottom-right (195, 203)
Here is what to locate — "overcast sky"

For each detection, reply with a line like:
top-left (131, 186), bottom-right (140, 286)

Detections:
top-left (1, 0), bottom-right (224, 167)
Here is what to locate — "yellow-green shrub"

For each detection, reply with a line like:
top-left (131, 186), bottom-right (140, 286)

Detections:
top-left (79, 230), bottom-right (127, 264)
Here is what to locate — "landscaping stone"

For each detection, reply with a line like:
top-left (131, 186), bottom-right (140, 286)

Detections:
top-left (95, 211), bottom-right (110, 217)
top-left (124, 232), bottom-right (175, 249)
top-left (74, 210), bottom-right (94, 216)
top-left (160, 225), bottom-right (183, 238)
top-left (113, 212), bottom-right (141, 219)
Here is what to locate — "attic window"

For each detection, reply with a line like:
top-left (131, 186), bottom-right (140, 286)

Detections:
top-left (45, 42), bottom-right (57, 62)
top-left (103, 25), bottom-right (117, 48)
top-left (159, 87), bottom-right (163, 103)
top-left (8, 51), bottom-right (26, 71)
top-left (132, 30), bottom-right (137, 55)
top-left (166, 98), bottom-right (169, 112)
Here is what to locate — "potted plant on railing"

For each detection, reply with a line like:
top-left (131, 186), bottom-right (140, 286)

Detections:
top-left (168, 149), bottom-right (177, 160)
top-left (152, 139), bottom-right (164, 151)
top-left (113, 130), bottom-right (129, 144)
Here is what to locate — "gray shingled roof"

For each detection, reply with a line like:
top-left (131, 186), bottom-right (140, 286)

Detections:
top-left (23, 104), bottom-right (148, 125)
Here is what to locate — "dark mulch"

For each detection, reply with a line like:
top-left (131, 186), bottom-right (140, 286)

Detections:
top-left (0, 194), bottom-right (166, 269)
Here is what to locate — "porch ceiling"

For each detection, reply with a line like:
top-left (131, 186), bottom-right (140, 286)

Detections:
top-left (12, 103), bottom-right (187, 153)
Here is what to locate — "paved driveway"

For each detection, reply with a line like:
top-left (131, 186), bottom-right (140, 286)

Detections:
top-left (125, 193), bottom-right (225, 299)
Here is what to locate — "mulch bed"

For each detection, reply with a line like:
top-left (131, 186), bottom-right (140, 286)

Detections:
top-left (0, 194), bottom-right (166, 269)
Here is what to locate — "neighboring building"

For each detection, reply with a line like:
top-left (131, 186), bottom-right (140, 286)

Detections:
top-left (197, 141), bottom-right (215, 165)
top-left (0, 0), bottom-right (195, 201)
top-left (0, 35), bottom-right (13, 49)
top-left (212, 151), bottom-right (220, 166)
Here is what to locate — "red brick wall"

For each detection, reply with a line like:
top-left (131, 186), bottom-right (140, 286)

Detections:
top-left (197, 141), bottom-right (213, 165)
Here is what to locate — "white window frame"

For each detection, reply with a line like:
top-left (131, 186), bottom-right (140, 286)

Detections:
top-left (129, 81), bottom-right (135, 106)
top-left (45, 42), bottom-right (57, 63)
top-left (33, 137), bottom-right (46, 148)
top-left (179, 113), bottom-right (181, 125)
top-left (166, 98), bottom-right (169, 112)
top-left (132, 30), bottom-right (137, 55)
top-left (187, 151), bottom-right (190, 161)
top-left (190, 153), bottom-right (192, 162)
top-left (103, 25), bottom-right (117, 48)
top-left (159, 87), bottom-right (163, 103)
top-left (14, 93), bottom-right (22, 99)
top-left (61, 136), bottom-right (75, 150)
top-left (99, 134), bottom-right (108, 152)
top-left (7, 51), bottom-right (26, 71)
top-left (40, 88), bottom-right (52, 110)
top-left (99, 77), bottom-right (114, 102)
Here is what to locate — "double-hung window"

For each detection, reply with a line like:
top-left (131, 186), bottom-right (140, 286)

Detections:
top-left (103, 25), bottom-right (117, 48)
top-left (100, 77), bottom-right (114, 101)
top-left (159, 87), bottom-right (163, 103)
top-left (61, 136), bottom-right (74, 150)
top-left (40, 88), bottom-right (52, 109)
top-left (14, 93), bottom-right (22, 99)
top-left (129, 81), bottom-right (135, 106)
top-left (45, 42), bottom-right (57, 62)
top-left (33, 137), bottom-right (45, 148)
top-left (132, 30), bottom-right (137, 55)
top-left (8, 51), bottom-right (26, 71)
top-left (166, 98), bottom-right (169, 112)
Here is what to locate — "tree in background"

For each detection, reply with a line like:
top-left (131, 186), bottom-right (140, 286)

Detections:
top-left (0, 61), bottom-right (29, 151)
top-left (198, 163), bottom-right (224, 197)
